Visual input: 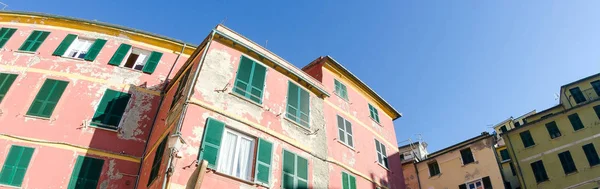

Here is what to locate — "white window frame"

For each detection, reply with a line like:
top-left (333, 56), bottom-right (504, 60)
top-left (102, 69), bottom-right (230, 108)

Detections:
top-left (64, 37), bottom-right (94, 59)
top-left (464, 178), bottom-right (484, 189)
top-left (337, 115), bottom-right (354, 148)
top-left (121, 47), bottom-right (151, 71)
top-left (374, 138), bottom-right (388, 168)
top-left (215, 128), bottom-right (257, 181)
top-left (427, 161), bottom-right (441, 177)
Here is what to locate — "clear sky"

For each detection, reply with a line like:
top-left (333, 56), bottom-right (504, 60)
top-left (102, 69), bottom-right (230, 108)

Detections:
top-left (7, 0), bottom-right (600, 152)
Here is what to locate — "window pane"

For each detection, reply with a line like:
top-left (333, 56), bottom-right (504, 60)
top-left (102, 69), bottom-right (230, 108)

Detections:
top-left (235, 137), bottom-right (254, 180)
top-left (217, 132), bottom-right (238, 175)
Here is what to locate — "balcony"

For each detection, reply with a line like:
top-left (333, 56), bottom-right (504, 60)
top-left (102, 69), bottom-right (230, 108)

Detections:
top-left (567, 87), bottom-right (600, 107)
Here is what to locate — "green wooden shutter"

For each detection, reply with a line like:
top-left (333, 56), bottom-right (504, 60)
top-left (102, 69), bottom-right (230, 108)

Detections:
top-left (108, 44), bottom-right (131, 66)
top-left (337, 115), bottom-right (346, 143)
top-left (27, 79), bottom-right (69, 118)
top-left (296, 156), bottom-right (308, 188)
top-left (249, 63), bottom-right (266, 103)
top-left (349, 174), bottom-right (356, 189)
top-left (380, 142), bottom-right (388, 168)
top-left (198, 118), bottom-right (225, 169)
top-left (482, 176), bottom-right (492, 189)
top-left (282, 150), bottom-right (296, 189)
top-left (255, 138), bottom-right (273, 184)
top-left (234, 56), bottom-right (267, 104)
top-left (286, 82), bottom-right (310, 127)
top-left (286, 82), bottom-right (300, 122)
top-left (68, 156), bottom-right (104, 189)
top-left (91, 89), bottom-right (130, 129)
top-left (0, 146), bottom-right (34, 187)
top-left (53, 34), bottom-right (77, 56)
top-left (342, 172), bottom-right (349, 189)
top-left (299, 88), bottom-right (310, 127)
top-left (0, 73), bottom-right (17, 103)
top-left (234, 57), bottom-right (253, 98)
top-left (142, 51), bottom-right (163, 74)
top-left (369, 104), bottom-right (380, 123)
top-left (19, 31), bottom-right (50, 52)
top-left (0, 28), bottom-right (17, 48)
top-left (84, 39), bottom-right (107, 61)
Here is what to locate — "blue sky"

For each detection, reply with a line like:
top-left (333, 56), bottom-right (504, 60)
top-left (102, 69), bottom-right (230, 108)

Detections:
top-left (8, 1), bottom-right (600, 152)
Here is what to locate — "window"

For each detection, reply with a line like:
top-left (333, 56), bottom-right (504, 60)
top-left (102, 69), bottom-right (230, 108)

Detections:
top-left (368, 103), bottom-right (380, 123)
top-left (0, 28), bottom-right (17, 48)
top-left (374, 139), bottom-right (388, 168)
top-left (68, 156), bottom-right (104, 189)
top-left (91, 89), bottom-right (131, 130)
top-left (0, 73), bottom-right (17, 103)
top-left (500, 149), bottom-right (510, 161)
top-left (460, 148), bottom-right (475, 165)
top-left (18, 30), bottom-right (50, 52)
top-left (499, 125), bottom-right (507, 133)
top-left (170, 69), bottom-right (190, 110)
top-left (233, 56), bottom-right (267, 104)
top-left (514, 121), bottom-right (521, 127)
top-left (459, 177), bottom-right (492, 189)
top-left (52, 34), bottom-right (106, 61)
top-left (595, 105), bottom-right (600, 120)
top-left (148, 136), bottom-right (167, 186)
top-left (341, 172), bottom-right (357, 189)
top-left (530, 160), bottom-right (549, 183)
top-left (337, 115), bottom-right (354, 147)
top-left (520, 131), bottom-right (535, 148)
top-left (198, 118), bottom-right (273, 184)
top-left (509, 162), bottom-right (517, 176)
top-left (108, 44), bottom-right (163, 74)
top-left (545, 121), bottom-right (561, 139)
top-left (428, 161), bottom-right (440, 176)
top-left (582, 143), bottom-right (600, 167)
top-left (568, 113), bottom-right (584, 131)
top-left (0, 145), bottom-right (34, 187)
top-left (591, 80), bottom-right (600, 96)
top-left (26, 79), bottom-right (69, 118)
top-left (282, 150), bottom-right (308, 189)
top-left (334, 79), bottom-right (348, 100)
top-left (558, 151), bottom-right (577, 174)
top-left (400, 154), bottom-right (405, 160)
top-left (286, 82), bottom-right (310, 127)
top-left (569, 87), bottom-right (586, 104)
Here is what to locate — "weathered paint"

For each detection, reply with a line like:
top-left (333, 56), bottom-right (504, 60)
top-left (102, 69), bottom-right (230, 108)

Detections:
top-left (0, 13), bottom-right (188, 189)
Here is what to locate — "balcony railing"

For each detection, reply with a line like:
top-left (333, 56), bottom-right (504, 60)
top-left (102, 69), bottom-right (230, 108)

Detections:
top-left (568, 87), bottom-right (600, 107)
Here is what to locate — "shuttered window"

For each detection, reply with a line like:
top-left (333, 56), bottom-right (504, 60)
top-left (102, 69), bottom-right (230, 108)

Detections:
top-left (374, 139), bottom-right (388, 168)
top-left (337, 115), bottom-right (354, 147)
top-left (0, 146), bottom-right (34, 187)
top-left (233, 56), bottom-right (267, 104)
top-left (568, 113), bottom-right (584, 131)
top-left (198, 118), bottom-right (225, 169)
top-left (334, 79), bottom-right (348, 100)
top-left (18, 30), bottom-right (50, 52)
top-left (520, 130), bottom-right (535, 148)
top-left (545, 121), bottom-right (562, 139)
top-left (427, 161), bottom-right (440, 176)
top-left (148, 137), bottom-right (168, 186)
top-left (499, 125), bottom-right (507, 133)
top-left (0, 28), bottom-right (17, 48)
top-left (500, 149), bottom-right (510, 161)
top-left (368, 104), bottom-right (380, 123)
top-left (108, 44), bottom-right (162, 74)
top-left (68, 156), bottom-right (104, 189)
top-left (341, 172), bottom-right (357, 189)
top-left (582, 143), bottom-right (600, 167)
top-left (282, 150), bottom-right (308, 189)
top-left (459, 177), bottom-right (492, 189)
top-left (0, 73), bottom-right (17, 103)
top-left (558, 151), bottom-right (577, 174)
top-left (53, 34), bottom-right (106, 61)
top-left (286, 82), bottom-right (310, 127)
top-left (255, 138), bottom-right (273, 185)
top-left (170, 69), bottom-right (190, 110)
top-left (530, 160), bottom-right (549, 183)
top-left (460, 148), bottom-right (475, 165)
top-left (592, 80), bottom-right (600, 96)
top-left (569, 87), bottom-right (586, 104)
top-left (26, 79), bottom-right (69, 118)
top-left (91, 89), bottom-right (131, 130)
top-left (595, 105), bottom-right (600, 120)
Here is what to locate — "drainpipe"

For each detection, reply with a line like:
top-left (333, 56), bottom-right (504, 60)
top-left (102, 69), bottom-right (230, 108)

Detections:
top-left (161, 30), bottom-right (216, 189)
top-left (506, 134), bottom-right (527, 189)
top-left (413, 162), bottom-right (422, 189)
top-left (134, 43), bottom-right (187, 189)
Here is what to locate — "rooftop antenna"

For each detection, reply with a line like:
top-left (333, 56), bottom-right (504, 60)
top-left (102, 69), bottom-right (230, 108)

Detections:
top-left (265, 40), bottom-right (268, 48)
top-left (220, 17), bottom-right (228, 25)
top-left (554, 93), bottom-right (559, 102)
top-left (0, 2), bottom-right (8, 10)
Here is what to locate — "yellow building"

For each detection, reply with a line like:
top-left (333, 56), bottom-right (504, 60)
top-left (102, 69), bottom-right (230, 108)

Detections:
top-left (415, 132), bottom-right (504, 189)
top-left (502, 73), bottom-right (600, 189)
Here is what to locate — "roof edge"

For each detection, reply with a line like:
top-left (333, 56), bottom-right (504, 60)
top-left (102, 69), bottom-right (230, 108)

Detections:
top-left (417, 132), bottom-right (492, 163)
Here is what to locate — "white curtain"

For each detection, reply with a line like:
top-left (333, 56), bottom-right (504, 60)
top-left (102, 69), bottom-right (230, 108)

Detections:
top-left (236, 137), bottom-right (254, 180)
top-left (217, 132), bottom-right (237, 175)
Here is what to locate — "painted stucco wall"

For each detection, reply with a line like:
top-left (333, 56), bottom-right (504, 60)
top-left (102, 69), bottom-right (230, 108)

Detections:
top-left (416, 137), bottom-right (504, 189)
top-left (402, 163), bottom-right (419, 189)
top-left (495, 146), bottom-right (519, 189)
top-left (0, 21), bottom-right (187, 189)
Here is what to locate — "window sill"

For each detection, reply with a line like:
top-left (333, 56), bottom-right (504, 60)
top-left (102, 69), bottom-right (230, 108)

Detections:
top-left (333, 91), bottom-right (349, 102)
top-left (370, 117), bottom-right (383, 127)
top-left (283, 116), bottom-right (311, 132)
top-left (549, 135), bottom-right (562, 141)
top-left (229, 92), bottom-right (264, 108)
top-left (376, 162), bottom-right (390, 171)
top-left (210, 168), bottom-right (262, 187)
top-left (524, 144), bottom-right (537, 149)
top-left (536, 179), bottom-right (550, 185)
top-left (114, 65), bottom-right (147, 74)
top-left (501, 159), bottom-right (511, 164)
top-left (14, 50), bottom-right (38, 55)
top-left (461, 161), bottom-right (477, 167)
top-left (23, 114), bottom-right (51, 120)
top-left (565, 171), bottom-right (578, 177)
top-left (59, 56), bottom-right (90, 62)
top-left (336, 139), bottom-right (355, 151)
top-left (573, 127), bottom-right (587, 133)
top-left (0, 183), bottom-right (21, 189)
top-left (88, 124), bottom-right (119, 132)
top-left (428, 173), bottom-right (442, 179)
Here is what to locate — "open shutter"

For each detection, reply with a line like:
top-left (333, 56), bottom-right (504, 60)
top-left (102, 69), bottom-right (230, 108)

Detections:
top-left (0, 73), bottom-right (17, 103)
top-left (0, 28), bottom-right (16, 48)
top-left (255, 138), bottom-right (273, 185)
top-left (142, 51), bottom-right (163, 74)
top-left (91, 89), bottom-right (130, 129)
top-left (198, 118), bottom-right (225, 169)
top-left (381, 143), bottom-right (388, 168)
top-left (84, 39), bottom-right (107, 61)
top-left (482, 176), bottom-right (492, 189)
top-left (53, 34), bottom-right (77, 56)
top-left (459, 184), bottom-right (467, 189)
top-left (108, 44), bottom-right (131, 66)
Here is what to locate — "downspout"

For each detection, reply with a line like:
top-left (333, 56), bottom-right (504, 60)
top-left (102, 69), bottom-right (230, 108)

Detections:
top-left (506, 134), bottom-right (527, 189)
top-left (134, 43), bottom-right (187, 189)
top-left (162, 30), bottom-right (216, 189)
top-left (413, 162), bottom-right (422, 189)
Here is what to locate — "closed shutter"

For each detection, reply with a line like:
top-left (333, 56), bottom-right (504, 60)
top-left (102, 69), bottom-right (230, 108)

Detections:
top-left (249, 62), bottom-right (266, 103)
top-left (68, 156), bottom-right (104, 189)
top-left (0, 146), bottom-right (34, 187)
top-left (84, 39), bottom-right (107, 61)
top-left (342, 172), bottom-right (349, 189)
top-left (91, 89), bottom-right (131, 129)
top-left (19, 31), bottom-right (50, 52)
top-left (142, 51), bottom-right (163, 74)
top-left (349, 174), bottom-right (356, 189)
top-left (27, 79), bottom-right (69, 118)
top-left (298, 87), bottom-right (310, 127)
top-left (234, 57), bottom-right (253, 97)
top-left (0, 28), bottom-right (17, 48)
top-left (459, 184), bottom-right (467, 189)
top-left (286, 82), bottom-right (310, 127)
top-left (53, 34), bottom-right (77, 56)
top-left (296, 156), bottom-right (308, 188)
top-left (108, 44), bottom-right (131, 66)
top-left (255, 138), bottom-right (273, 184)
top-left (380, 142), bottom-right (388, 167)
top-left (282, 150), bottom-right (309, 189)
top-left (198, 118), bottom-right (225, 169)
top-left (286, 82), bottom-right (299, 123)
top-left (482, 176), bottom-right (492, 189)
top-left (369, 104), bottom-right (380, 123)
top-left (0, 73), bottom-right (17, 103)
top-left (233, 56), bottom-right (267, 104)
